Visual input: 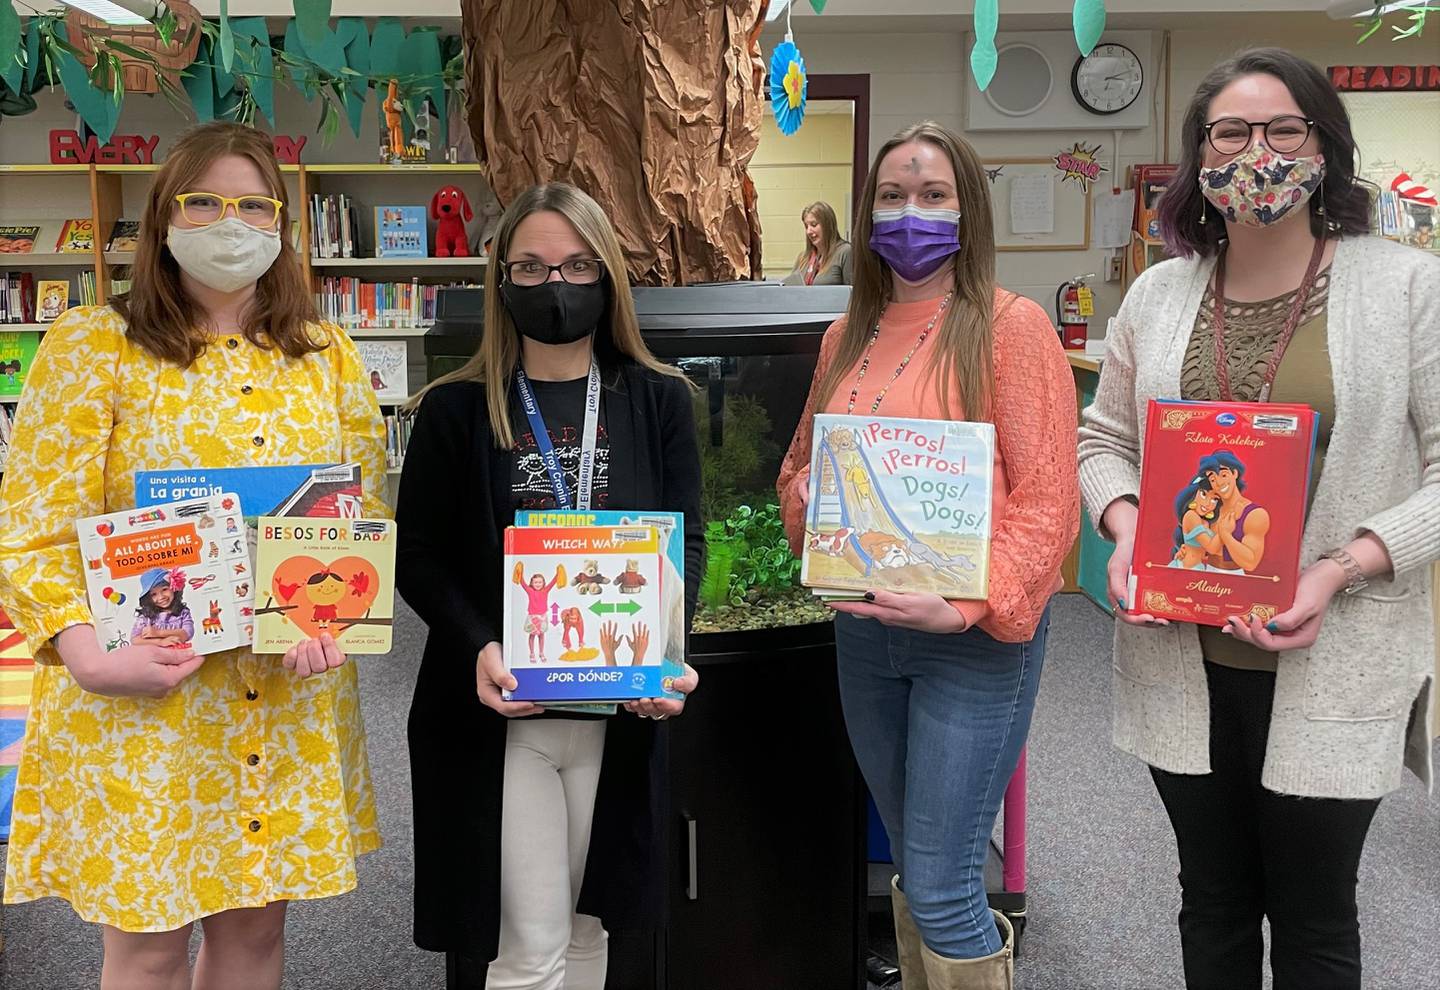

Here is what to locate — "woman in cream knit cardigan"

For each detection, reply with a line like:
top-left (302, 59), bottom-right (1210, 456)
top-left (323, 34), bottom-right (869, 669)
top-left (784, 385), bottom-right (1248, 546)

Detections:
top-left (1078, 49), bottom-right (1437, 990)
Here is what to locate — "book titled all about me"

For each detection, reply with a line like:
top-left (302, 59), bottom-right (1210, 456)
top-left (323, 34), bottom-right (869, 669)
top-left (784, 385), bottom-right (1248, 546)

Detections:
top-left (1129, 399), bottom-right (1319, 627)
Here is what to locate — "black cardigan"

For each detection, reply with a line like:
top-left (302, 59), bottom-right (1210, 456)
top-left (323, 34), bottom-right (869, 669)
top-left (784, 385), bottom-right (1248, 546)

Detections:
top-left (395, 361), bottom-right (703, 964)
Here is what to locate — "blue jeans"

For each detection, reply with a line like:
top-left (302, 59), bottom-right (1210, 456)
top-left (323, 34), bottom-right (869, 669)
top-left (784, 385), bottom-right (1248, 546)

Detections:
top-left (835, 609), bottom-right (1048, 959)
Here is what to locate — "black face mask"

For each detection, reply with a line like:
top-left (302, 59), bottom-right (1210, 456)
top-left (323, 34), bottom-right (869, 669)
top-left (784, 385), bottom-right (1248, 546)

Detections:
top-left (501, 279), bottom-right (607, 346)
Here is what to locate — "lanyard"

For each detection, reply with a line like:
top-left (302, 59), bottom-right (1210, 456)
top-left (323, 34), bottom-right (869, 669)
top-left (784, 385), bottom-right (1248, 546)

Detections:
top-left (1212, 235), bottom-right (1326, 403)
top-left (514, 360), bottom-right (601, 510)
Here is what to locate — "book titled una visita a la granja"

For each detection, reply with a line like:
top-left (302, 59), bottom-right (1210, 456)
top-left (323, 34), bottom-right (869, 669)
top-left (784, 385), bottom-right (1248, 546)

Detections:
top-left (1129, 399), bottom-right (1319, 627)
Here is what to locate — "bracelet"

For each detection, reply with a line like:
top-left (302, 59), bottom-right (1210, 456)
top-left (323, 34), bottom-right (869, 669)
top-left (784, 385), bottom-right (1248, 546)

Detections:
top-left (1318, 548), bottom-right (1368, 595)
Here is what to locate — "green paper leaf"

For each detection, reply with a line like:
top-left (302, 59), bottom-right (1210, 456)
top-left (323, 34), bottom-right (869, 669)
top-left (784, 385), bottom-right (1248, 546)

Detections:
top-left (216, 86), bottom-right (242, 121)
top-left (1072, 0), bottom-right (1106, 57)
top-left (368, 16), bottom-right (404, 78)
top-left (1, 16), bottom-right (24, 95)
top-left (808, 0), bottom-right (827, 11)
top-left (282, 20), bottom-right (320, 99)
top-left (294, 0), bottom-right (332, 48)
top-left (337, 16), bottom-right (370, 138)
top-left (218, 0), bottom-right (235, 73)
top-left (53, 24), bottom-right (121, 143)
top-left (971, 0), bottom-right (999, 91)
top-left (21, 16), bottom-right (40, 91)
top-left (0, 3), bottom-right (20, 87)
top-left (400, 26), bottom-right (445, 148)
top-left (229, 17), bottom-right (274, 124)
top-left (183, 36), bottom-right (216, 121)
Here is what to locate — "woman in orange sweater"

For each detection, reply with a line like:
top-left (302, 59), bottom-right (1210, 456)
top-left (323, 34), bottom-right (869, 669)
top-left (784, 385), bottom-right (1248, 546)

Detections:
top-left (778, 121), bottom-right (1077, 990)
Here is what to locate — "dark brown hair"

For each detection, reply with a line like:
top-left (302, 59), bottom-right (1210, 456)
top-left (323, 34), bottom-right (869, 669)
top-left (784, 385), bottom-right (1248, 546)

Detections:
top-left (1159, 48), bottom-right (1372, 259)
top-left (112, 121), bottom-right (322, 365)
top-left (813, 121), bottom-right (997, 420)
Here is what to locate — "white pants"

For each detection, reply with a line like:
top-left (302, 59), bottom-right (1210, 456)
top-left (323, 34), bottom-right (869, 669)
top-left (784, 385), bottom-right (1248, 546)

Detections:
top-left (487, 719), bottom-right (610, 990)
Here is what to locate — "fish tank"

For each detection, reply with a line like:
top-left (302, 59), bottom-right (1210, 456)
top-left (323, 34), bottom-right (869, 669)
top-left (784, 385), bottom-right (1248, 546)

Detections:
top-left (425, 283), bottom-right (849, 648)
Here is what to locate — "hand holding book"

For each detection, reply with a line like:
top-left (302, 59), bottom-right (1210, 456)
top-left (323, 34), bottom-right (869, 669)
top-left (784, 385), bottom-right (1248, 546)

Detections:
top-left (827, 588), bottom-right (971, 634)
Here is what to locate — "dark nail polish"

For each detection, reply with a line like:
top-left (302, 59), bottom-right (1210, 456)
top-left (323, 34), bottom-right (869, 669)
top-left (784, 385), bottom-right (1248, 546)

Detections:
top-left (1266, 622), bottom-right (1279, 633)
top-left (1117, 598), bottom-right (1126, 609)
top-left (864, 591), bottom-right (876, 602)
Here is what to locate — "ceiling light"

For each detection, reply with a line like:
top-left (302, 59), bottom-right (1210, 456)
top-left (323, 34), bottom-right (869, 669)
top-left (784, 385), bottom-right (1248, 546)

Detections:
top-left (55, 0), bottom-right (150, 26)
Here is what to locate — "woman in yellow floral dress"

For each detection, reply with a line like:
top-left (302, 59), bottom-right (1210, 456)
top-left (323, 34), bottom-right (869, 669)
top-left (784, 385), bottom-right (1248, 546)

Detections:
top-left (0, 122), bottom-right (386, 989)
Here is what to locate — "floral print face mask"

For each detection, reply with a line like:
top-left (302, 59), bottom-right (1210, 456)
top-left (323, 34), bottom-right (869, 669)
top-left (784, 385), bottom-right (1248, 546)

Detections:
top-left (1199, 144), bottom-right (1326, 228)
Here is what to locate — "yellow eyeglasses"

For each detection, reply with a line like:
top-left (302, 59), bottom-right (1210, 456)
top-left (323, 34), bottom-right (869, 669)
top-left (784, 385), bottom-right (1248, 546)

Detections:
top-left (174, 192), bottom-right (283, 229)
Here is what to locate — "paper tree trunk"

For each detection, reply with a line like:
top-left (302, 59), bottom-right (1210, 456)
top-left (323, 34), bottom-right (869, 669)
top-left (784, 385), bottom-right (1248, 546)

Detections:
top-left (460, 0), bottom-right (766, 285)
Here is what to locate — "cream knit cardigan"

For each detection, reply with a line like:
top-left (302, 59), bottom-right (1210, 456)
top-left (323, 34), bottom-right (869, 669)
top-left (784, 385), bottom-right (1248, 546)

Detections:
top-left (1078, 235), bottom-right (1440, 800)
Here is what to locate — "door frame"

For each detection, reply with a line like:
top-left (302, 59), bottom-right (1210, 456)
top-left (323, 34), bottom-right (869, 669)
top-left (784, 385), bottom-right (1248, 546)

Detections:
top-left (805, 74), bottom-right (871, 228)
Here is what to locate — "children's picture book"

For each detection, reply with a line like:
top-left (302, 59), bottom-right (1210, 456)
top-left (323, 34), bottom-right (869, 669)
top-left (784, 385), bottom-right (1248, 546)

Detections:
top-left (1132, 163), bottom-right (1178, 241)
top-left (253, 517), bottom-right (397, 655)
top-left (106, 219), bottom-right (141, 252)
top-left (35, 280), bottom-right (70, 322)
top-left (516, 509), bottom-right (689, 712)
top-left (1129, 399), bottom-right (1320, 627)
top-left (0, 226), bottom-right (39, 255)
top-left (374, 206), bottom-right (427, 259)
top-left (502, 524), bottom-right (683, 704)
top-left (354, 340), bottom-right (409, 404)
top-left (802, 414), bottom-right (995, 599)
top-left (0, 331), bottom-right (41, 400)
top-left (135, 464), bottom-right (365, 529)
top-left (54, 219), bottom-right (95, 254)
top-left (76, 493), bottom-right (252, 655)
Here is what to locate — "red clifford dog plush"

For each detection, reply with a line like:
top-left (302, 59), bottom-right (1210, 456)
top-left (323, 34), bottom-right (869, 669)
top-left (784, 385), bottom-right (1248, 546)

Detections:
top-left (430, 185), bottom-right (473, 257)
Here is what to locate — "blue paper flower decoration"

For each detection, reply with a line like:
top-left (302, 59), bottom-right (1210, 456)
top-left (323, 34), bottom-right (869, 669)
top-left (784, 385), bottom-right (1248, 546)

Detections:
top-left (770, 39), bottom-right (807, 136)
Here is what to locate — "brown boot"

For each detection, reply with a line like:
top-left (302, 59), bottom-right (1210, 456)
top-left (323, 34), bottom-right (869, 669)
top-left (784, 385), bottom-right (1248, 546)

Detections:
top-left (889, 875), bottom-right (928, 990)
top-left (918, 910), bottom-right (1014, 990)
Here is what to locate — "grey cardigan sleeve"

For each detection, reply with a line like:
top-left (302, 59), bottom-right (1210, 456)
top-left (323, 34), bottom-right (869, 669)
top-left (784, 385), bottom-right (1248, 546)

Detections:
top-left (836, 242), bottom-right (854, 285)
top-left (1076, 272), bottom-right (1148, 538)
top-left (1354, 252), bottom-right (1440, 577)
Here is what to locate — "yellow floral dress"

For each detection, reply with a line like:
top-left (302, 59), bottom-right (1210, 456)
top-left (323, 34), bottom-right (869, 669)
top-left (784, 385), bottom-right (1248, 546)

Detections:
top-left (0, 306), bottom-right (387, 932)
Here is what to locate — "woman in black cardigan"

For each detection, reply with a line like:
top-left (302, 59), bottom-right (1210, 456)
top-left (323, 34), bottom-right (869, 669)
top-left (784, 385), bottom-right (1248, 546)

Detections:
top-left (396, 182), bottom-right (702, 988)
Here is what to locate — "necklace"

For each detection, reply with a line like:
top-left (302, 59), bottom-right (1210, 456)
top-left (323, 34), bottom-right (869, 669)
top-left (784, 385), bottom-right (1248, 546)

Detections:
top-left (847, 292), bottom-right (953, 415)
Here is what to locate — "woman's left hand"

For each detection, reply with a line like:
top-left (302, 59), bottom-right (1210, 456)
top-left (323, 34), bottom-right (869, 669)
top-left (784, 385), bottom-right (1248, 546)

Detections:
top-left (625, 662), bottom-right (699, 721)
top-left (828, 590), bottom-right (967, 634)
top-left (282, 633), bottom-right (347, 678)
top-left (1222, 559), bottom-right (1345, 651)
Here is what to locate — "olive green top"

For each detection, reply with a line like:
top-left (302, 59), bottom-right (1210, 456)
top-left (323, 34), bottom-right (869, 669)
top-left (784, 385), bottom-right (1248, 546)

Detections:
top-left (782, 241), bottom-right (853, 285)
top-left (1180, 270), bottom-right (1335, 672)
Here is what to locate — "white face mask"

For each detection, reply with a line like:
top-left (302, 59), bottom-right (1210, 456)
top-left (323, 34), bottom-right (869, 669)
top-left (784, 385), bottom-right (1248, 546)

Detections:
top-left (167, 218), bottom-right (281, 293)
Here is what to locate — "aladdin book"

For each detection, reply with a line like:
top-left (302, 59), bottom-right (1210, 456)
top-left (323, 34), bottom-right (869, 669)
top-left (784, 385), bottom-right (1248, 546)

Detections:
top-left (802, 414), bottom-right (995, 599)
top-left (1129, 399), bottom-right (1319, 627)
top-left (253, 517), bottom-right (396, 655)
top-left (76, 493), bottom-right (251, 655)
top-left (502, 524), bottom-right (680, 704)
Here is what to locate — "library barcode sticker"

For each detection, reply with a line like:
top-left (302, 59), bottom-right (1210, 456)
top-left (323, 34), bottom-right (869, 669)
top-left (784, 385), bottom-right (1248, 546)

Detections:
top-left (1253, 414), bottom-right (1300, 433)
top-left (613, 528), bottom-right (653, 543)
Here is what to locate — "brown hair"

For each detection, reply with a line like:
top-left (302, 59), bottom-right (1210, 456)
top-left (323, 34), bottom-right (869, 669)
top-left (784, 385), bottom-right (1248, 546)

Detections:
top-left (407, 182), bottom-right (688, 448)
top-left (813, 121), bottom-right (998, 420)
top-left (1159, 48), bottom-right (1373, 259)
top-left (111, 121), bottom-right (322, 365)
top-left (792, 201), bottom-right (845, 273)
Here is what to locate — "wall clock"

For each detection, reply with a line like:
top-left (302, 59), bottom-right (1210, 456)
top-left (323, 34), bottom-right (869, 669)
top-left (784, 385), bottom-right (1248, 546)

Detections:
top-left (1071, 43), bottom-right (1144, 116)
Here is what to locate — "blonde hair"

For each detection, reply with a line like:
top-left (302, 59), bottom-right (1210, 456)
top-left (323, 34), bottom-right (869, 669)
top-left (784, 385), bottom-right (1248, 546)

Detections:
top-left (408, 183), bottom-right (686, 448)
top-left (792, 201), bottom-right (845, 273)
top-left (813, 122), bottom-right (1000, 420)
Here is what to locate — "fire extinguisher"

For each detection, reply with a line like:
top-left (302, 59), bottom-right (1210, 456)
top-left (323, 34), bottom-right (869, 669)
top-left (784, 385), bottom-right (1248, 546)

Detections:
top-left (1055, 274), bottom-right (1095, 351)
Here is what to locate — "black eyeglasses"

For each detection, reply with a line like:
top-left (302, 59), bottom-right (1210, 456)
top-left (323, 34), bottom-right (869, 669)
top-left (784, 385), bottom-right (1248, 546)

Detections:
top-left (501, 258), bottom-right (605, 287)
top-left (1203, 115), bottom-right (1315, 156)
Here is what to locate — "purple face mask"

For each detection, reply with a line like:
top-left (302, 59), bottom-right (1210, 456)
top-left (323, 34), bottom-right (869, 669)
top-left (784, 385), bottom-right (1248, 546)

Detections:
top-left (868, 204), bottom-right (962, 282)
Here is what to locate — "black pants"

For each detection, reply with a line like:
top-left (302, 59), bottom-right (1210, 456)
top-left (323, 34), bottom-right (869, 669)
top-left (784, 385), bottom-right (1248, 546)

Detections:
top-left (1150, 661), bottom-right (1381, 990)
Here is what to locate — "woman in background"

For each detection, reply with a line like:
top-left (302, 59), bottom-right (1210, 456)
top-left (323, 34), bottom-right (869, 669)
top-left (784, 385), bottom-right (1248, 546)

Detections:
top-left (782, 201), bottom-right (853, 285)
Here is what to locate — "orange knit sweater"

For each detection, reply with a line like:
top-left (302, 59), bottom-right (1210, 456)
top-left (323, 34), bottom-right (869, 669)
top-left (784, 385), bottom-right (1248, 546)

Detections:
top-left (777, 288), bottom-right (1079, 643)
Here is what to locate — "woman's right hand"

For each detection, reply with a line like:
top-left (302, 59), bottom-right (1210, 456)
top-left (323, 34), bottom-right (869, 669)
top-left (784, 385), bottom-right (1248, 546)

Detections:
top-left (56, 625), bottom-right (205, 698)
top-left (791, 469), bottom-right (811, 510)
top-left (1101, 499), bottom-right (1167, 628)
top-left (475, 640), bottom-right (544, 717)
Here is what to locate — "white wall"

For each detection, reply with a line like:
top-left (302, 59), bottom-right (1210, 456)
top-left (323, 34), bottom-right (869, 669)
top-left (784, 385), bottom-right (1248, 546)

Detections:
top-left (760, 15), bottom-right (1438, 330)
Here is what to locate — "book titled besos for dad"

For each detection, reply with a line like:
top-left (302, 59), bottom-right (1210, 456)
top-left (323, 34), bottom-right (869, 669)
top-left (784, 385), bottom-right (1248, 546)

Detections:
top-left (76, 493), bottom-right (252, 654)
top-left (253, 517), bottom-right (396, 655)
top-left (1129, 399), bottom-right (1319, 627)
top-left (802, 414), bottom-right (994, 599)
